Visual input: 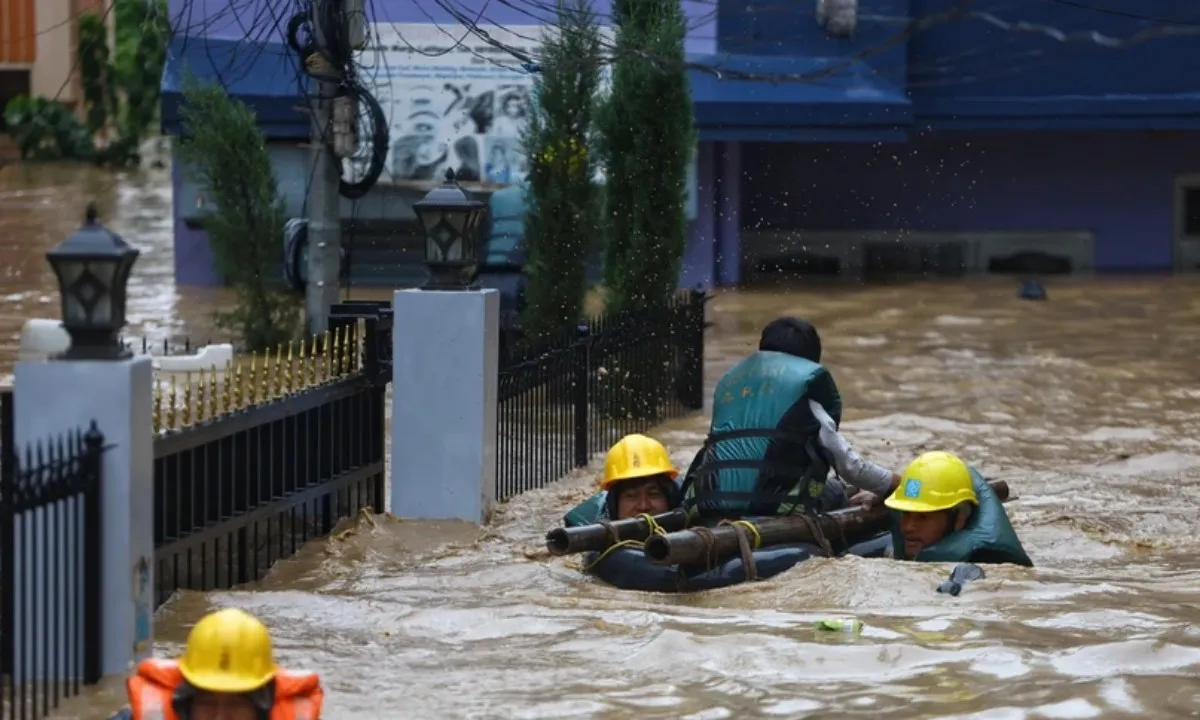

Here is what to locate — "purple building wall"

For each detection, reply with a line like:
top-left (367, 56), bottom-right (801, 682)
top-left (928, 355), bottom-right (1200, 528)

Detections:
top-left (739, 131), bottom-right (1200, 273)
top-left (171, 162), bottom-right (216, 286)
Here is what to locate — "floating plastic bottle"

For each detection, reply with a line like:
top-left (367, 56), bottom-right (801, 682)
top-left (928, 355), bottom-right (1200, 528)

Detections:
top-left (814, 619), bottom-right (863, 635)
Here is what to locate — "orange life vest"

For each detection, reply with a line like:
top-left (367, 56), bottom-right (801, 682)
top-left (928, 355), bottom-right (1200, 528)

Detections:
top-left (127, 658), bottom-right (323, 720)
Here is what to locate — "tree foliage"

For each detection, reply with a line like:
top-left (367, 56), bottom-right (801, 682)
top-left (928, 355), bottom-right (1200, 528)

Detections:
top-left (519, 0), bottom-right (604, 339)
top-left (593, 0), bottom-right (694, 419)
top-left (177, 80), bottom-right (299, 352)
top-left (112, 0), bottom-right (172, 154)
top-left (2, 0), bottom-right (168, 165)
top-left (597, 0), bottom-right (694, 317)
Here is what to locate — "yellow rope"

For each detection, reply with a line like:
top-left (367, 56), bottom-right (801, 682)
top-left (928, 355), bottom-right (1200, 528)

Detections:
top-left (639, 512), bottom-right (669, 538)
top-left (584, 539), bottom-right (642, 570)
top-left (724, 519), bottom-right (762, 550)
top-left (583, 513), bottom-right (671, 571)
top-left (584, 517), bottom-right (766, 580)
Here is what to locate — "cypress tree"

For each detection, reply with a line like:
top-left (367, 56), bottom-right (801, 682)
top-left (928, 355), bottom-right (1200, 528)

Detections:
top-left (596, 0), bottom-right (694, 418)
top-left (598, 0), bottom-right (694, 317)
top-left (520, 0), bottom-right (604, 340)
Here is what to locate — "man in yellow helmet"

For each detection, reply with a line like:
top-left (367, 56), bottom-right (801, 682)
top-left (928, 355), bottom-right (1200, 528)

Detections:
top-left (584, 434), bottom-right (810, 592)
top-left (126, 607), bottom-right (323, 720)
top-left (599, 434), bottom-right (681, 520)
top-left (883, 451), bottom-right (1032, 566)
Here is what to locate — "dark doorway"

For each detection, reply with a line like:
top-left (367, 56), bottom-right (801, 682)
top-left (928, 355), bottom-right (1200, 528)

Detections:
top-left (753, 252), bottom-right (842, 279)
top-left (0, 70), bottom-right (31, 131)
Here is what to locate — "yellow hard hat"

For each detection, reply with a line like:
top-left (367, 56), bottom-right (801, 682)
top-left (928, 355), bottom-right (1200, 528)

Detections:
top-left (884, 451), bottom-right (978, 513)
top-left (601, 434), bottom-right (678, 491)
top-left (178, 608), bottom-right (278, 693)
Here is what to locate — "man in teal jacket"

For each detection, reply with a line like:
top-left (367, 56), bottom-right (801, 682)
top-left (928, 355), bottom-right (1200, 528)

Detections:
top-left (684, 318), bottom-right (899, 519)
top-left (883, 450), bottom-right (1033, 566)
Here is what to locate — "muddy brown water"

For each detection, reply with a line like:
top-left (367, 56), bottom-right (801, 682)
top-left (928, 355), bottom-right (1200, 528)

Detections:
top-left (5, 161), bottom-right (1200, 718)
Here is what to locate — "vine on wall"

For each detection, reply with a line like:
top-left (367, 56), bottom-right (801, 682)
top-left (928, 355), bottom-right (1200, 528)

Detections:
top-left (2, 0), bottom-right (170, 165)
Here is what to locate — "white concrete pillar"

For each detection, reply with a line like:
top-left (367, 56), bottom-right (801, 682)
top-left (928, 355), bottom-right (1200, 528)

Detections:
top-left (13, 355), bottom-right (155, 678)
top-left (390, 289), bottom-right (499, 523)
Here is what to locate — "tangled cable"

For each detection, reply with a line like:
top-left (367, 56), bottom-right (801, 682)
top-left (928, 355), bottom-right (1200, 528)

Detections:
top-left (286, 1), bottom-right (388, 200)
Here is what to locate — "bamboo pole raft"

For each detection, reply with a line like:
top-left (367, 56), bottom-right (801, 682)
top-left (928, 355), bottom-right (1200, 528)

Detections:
top-left (546, 509), bottom-right (690, 556)
top-left (642, 479), bottom-right (1010, 566)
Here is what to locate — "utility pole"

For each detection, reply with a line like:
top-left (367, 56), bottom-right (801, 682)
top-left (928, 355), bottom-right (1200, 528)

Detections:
top-left (305, 3), bottom-right (344, 336)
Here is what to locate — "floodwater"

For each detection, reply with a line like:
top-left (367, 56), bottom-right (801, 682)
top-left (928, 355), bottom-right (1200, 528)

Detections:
top-left (0, 156), bottom-right (229, 367)
top-left (4, 160), bottom-right (1200, 719)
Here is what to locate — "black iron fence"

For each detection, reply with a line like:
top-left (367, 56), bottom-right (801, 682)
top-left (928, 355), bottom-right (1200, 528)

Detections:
top-left (152, 302), bottom-right (392, 607)
top-left (0, 388), bottom-right (106, 720)
top-left (496, 290), bottom-right (707, 501)
top-left (0, 390), bottom-right (7, 480)
top-left (121, 336), bottom-right (214, 356)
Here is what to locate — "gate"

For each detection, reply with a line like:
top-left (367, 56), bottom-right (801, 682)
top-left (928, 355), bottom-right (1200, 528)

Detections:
top-left (151, 303), bottom-right (392, 606)
top-left (495, 291), bottom-right (707, 501)
top-left (0, 389), bottom-right (107, 720)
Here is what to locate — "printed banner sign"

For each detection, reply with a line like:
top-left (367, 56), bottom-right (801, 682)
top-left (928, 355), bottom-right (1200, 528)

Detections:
top-left (361, 22), bottom-right (696, 218)
top-left (362, 23), bottom-right (549, 188)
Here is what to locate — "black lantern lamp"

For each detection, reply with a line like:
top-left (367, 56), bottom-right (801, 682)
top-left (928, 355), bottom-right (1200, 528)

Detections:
top-left (45, 204), bottom-right (140, 360)
top-left (413, 168), bottom-right (487, 290)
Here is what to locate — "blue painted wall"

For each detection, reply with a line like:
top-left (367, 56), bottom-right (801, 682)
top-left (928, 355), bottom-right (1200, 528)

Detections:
top-left (717, 0), bottom-right (1200, 128)
top-left (907, 0), bottom-right (1200, 125)
top-left (167, 0), bottom-right (1200, 135)
top-left (706, 0), bottom-right (1200, 278)
top-left (717, 0), bottom-right (911, 78)
top-left (741, 131), bottom-right (1200, 272)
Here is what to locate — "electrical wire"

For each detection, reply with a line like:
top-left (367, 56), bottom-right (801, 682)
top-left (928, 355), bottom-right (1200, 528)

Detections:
top-left (298, 0), bottom-right (1200, 204)
top-left (381, 0), bottom-right (1200, 87)
top-left (1039, 0), bottom-right (1200, 25)
top-left (288, 1), bottom-right (388, 197)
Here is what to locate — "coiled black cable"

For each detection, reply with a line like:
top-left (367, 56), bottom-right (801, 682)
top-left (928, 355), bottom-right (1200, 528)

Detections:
top-left (285, 12), bottom-right (309, 56)
top-left (337, 86), bottom-right (388, 199)
top-left (286, 2), bottom-right (388, 200)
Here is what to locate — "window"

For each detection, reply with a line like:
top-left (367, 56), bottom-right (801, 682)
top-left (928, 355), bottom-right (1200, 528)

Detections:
top-left (863, 241), bottom-right (966, 278)
top-left (1183, 187), bottom-right (1200, 236)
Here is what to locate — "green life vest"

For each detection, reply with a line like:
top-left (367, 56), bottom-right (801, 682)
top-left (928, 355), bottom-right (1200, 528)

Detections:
top-left (683, 351), bottom-right (841, 518)
top-left (563, 491), bottom-right (607, 527)
top-left (891, 469), bottom-right (1033, 567)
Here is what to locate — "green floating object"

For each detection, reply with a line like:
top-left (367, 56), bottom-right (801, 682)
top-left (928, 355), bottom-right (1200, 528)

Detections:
top-left (814, 619), bottom-right (863, 634)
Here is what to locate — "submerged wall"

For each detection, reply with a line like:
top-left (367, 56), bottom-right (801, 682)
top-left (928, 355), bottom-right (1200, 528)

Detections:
top-left (740, 131), bottom-right (1200, 273)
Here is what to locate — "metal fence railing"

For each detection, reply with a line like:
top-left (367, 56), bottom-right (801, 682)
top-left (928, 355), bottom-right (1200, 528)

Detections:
top-left (151, 304), bottom-right (392, 608)
top-left (495, 290), bottom-right (707, 502)
top-left (1, 387), bottom-right (106, 720)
